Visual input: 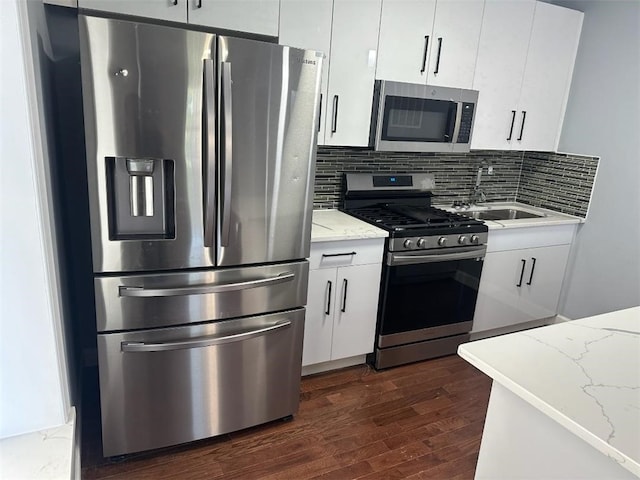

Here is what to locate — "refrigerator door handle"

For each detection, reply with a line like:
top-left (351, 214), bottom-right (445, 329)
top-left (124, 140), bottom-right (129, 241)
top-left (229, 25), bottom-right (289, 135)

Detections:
top-left (119, 271), bottom-right (295, 297)
top-left (220, 61), bottom-right (233, 247)
top-left (203, 58), bottom-right (216, 247)
top-left (121, 320), bottom-right (291, 352)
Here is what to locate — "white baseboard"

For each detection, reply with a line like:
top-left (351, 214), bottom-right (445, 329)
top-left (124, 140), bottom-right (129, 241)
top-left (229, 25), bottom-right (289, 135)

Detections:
top-left (301, 355), bottom-right (367, 376)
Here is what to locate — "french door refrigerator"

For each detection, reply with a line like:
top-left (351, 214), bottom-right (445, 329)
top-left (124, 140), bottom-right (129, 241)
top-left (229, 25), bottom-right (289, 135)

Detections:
top-left (77, 15), bottom-right (322, 457)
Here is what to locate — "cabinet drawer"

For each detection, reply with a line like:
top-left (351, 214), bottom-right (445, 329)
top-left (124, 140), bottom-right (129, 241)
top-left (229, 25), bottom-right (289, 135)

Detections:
top-left (309, 238), bottom-right (385, 270)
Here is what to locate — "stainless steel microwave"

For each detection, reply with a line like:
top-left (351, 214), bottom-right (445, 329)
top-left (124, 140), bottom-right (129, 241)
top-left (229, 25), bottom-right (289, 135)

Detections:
top-left (370, 80), bottom-right (479, 153)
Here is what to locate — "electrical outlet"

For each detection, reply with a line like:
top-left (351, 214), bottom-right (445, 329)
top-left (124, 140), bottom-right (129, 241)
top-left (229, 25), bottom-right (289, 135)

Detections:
top-left (487, 166), bottom-right (494, 175)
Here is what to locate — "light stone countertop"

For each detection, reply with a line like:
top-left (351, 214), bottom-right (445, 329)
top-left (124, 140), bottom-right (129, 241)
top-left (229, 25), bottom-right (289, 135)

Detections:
top-left (0, 409), bottom-right (76, 479)
top-left (458, 307), bottom-right (640, 477)
top-left (435, 201), bottom-right (584, 230)
top-left (311, 209), bottom-right (388, 242)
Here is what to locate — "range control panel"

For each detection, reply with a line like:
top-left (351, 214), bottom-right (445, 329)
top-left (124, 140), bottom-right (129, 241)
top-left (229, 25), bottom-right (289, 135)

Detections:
top-left (389, 231), bottom-right (488, 252)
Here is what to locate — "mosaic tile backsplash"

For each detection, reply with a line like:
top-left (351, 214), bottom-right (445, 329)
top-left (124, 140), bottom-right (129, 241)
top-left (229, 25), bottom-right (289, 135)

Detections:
top-left (313, 147), bottom-right (598, 218)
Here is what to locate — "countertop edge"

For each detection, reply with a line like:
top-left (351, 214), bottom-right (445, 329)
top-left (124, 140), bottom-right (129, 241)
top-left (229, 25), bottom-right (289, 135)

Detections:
top-left (311, 209), bottom-right (389, 242)
top-left (457, 346), bottom-right (640, 477)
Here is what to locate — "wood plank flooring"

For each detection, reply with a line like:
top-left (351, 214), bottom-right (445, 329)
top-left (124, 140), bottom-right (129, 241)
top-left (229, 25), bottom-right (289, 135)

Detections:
top-left (82, 355), bottom-right (491, 479)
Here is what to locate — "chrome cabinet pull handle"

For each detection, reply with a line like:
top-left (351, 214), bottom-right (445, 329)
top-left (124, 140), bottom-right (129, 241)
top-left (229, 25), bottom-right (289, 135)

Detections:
top-left (325, 280), bottom-right (332, 315)
top-left (517, 111), bottom-right (527, 141)
top-left (517, 259), bottom-right (526, 287)
top-left (119, 272), bottom-right (294, 297)
top-left (203, 58), bottom-right (216, 247)
top-left (526, 257), bottom-right (537, 285)
top-left (220, 61), bottom-right (233, 246)
top-left (434, 37), bottom-right (443, 74)
top-left (420, 35), bottom-right (429, 73)
top-left (331, 95), bottom-right (339, 133)
top-left (507, 110), bottom-right (516, 141)
top-left (341, 278), bottom-right (348, 313)
top-left (121, 320), bottom-right (291, 352)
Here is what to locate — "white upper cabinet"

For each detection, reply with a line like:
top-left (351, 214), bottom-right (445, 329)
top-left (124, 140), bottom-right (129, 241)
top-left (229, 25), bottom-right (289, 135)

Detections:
top-left (280, 0), bottom-right (381, 147)
top-left (324, 0), bottom-right (382, 146)
top-left (77, 0), bottom-right (188, 23)
top-left (471, 0), bottom-right (536, 150)
top-left (471, 0), bottom-right (583, 151)
top-left (78, 0), bottom-right (279, 37)
top-left (375, 0), bottom-right (484, 89)
top-left (188, 0), bottom-right (280, 37)
top-left (516, 2), bottom-right (583, 151)
top-left (279, 0), bottom-right (333, 144)
top-left (426, 0), bottom-right (485, 88)
top-left (376, 0), bottom-right (437, 84)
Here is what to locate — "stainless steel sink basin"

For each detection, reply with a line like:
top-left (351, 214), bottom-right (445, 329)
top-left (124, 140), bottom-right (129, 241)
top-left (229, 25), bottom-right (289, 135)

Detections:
top-left (460, 208), bottom-right (544, 221)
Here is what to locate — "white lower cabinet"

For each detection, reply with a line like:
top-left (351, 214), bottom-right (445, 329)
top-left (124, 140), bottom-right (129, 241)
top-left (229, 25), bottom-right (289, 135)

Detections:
top-left (303, 239), bottom-right (384, 368)
top-left (472, 225), bottom-right (576, 335)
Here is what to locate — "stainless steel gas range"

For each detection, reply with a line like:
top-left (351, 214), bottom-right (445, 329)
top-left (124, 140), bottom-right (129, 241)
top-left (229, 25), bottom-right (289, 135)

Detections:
top-left (342, 173), bottom-right (488, 369)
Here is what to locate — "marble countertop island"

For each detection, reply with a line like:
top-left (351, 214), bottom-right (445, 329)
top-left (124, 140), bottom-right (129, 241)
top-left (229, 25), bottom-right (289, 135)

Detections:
top-left (459, 307), bottom-right (640, 478)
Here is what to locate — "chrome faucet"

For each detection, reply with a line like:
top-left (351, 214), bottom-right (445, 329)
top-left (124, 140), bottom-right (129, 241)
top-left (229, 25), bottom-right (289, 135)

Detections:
top-left (469, 161), bottom-right (492, 205)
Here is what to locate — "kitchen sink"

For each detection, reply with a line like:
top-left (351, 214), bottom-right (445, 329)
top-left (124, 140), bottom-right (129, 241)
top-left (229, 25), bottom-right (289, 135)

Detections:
top-left (460, 208), bottom-right (545, 221)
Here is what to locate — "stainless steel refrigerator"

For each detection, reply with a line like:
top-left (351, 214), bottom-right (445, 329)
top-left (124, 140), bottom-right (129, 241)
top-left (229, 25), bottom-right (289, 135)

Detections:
top-left (77, 15), bottom-right (321, 457)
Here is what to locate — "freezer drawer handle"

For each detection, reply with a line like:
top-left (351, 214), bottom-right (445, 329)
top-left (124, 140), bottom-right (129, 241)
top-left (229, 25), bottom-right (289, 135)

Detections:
top-left (121, 320), bottom-right (291, 353)
top-left (118, 272), bottom-right (295, 297)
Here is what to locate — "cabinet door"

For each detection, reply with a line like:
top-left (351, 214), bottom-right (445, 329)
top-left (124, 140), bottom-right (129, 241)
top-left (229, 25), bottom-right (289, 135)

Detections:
top-left (78, 0), bottom-right (188, 23)
top-left (516, 2), bottom-right (582, 151)
top-left (324, 0), bottom-right (382, 146)
top-left (375, 0), bottom-right (437, 84)
top-left (471, 0), bottom-right (536, 150)
top-left (279, 0), bottom-right (333, 144)
top-left (188, 0), bottom-right (279, 36)
top-left (331, 263), bottom-right (381, 360)
top-left (519, 244), bottom-right (571, 321)
top-left (472, 249), bottom-right (537, 333)
top-left (473, 244), bottom-right (571, 333)
top-left (426, 0), bottom-right (485, 88)
top-left (302, 269), bottom-right (336, 366)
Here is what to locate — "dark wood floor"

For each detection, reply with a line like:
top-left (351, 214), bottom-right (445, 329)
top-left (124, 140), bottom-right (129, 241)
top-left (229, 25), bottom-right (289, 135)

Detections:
top-left (82, 355), bottom-right (491, 479)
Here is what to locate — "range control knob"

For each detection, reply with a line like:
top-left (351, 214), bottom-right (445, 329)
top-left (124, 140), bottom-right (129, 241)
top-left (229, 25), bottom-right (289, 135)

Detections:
top-left (416, 238), bottom-right (426, 249)
top-left (437, 237), bottom-right (447, 246)
top-left (403, 239), bottom-right (414, 249)
top-left (470, 235), bottom-right (480, 245)
top-left (458, 235), bottom-right (468, 245)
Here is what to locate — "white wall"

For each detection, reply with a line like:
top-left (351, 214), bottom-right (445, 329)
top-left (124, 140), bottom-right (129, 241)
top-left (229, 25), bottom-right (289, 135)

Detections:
top-left (548, 0), bottom-right (640, 318)
top-left (0, 0), bottom-right (70, 438)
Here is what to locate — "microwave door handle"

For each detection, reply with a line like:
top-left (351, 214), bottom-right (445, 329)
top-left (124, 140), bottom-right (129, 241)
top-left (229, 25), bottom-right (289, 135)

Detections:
top-left (220, 61), bottom-right (233, 247)
top-left (203, 59), bottom-right (216, 247)
top-left (451, 102), bottom-right (463, 144)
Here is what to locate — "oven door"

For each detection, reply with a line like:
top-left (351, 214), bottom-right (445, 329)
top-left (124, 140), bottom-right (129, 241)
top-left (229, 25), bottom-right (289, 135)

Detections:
top-left (378, 246), bottom-right (486, 348)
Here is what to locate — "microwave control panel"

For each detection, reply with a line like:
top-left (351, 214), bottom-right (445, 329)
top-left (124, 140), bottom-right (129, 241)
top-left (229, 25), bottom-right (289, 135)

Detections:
top-left (456, 103), bottom-right (475, 143)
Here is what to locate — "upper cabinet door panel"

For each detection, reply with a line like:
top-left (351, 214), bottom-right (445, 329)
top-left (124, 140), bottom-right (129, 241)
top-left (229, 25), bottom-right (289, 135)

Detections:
top-left (376, 0), bottom-right (437, 84)
top-left (471, 0), bottom-right (536, 150)
top-left (427, 0), bottom-right (485, 89)
top-left (279, 0), bottom-right (333, 144)
top-left (188, 0), bottom-right (280, 37)
top-left (517, 2), bottom-right (583, 151)
top-left (325, 0), bottom-right (382, 147)
top-left (78, 0), bottom-right (188, 23)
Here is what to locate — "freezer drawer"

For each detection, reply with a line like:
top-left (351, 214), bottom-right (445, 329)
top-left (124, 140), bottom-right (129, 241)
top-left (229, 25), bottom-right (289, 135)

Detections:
top-left (97, 308), bottom-right (305, 457)
top-left (94, 261), bottom-right (308, 332)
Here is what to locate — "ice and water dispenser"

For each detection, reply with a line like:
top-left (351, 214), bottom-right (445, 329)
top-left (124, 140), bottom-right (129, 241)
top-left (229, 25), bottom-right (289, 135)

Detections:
top-left (106, 157), bottom-right (175, 239)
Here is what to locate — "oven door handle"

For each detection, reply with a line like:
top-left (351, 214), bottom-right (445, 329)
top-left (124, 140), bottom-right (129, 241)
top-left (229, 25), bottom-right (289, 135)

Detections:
top-left (387, 246), bottom-right (486, 266)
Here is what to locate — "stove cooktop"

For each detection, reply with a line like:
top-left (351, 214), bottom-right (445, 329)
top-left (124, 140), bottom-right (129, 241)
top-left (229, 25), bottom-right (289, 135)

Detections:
top-left (344, 204), bottom-right (485, 235)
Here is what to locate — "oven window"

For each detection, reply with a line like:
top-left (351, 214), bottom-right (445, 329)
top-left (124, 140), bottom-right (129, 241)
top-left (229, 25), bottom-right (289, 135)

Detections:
top-left (380, 257), bottom-right (483, 336)
top-left (381, 96), bottom-right (457, 143)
